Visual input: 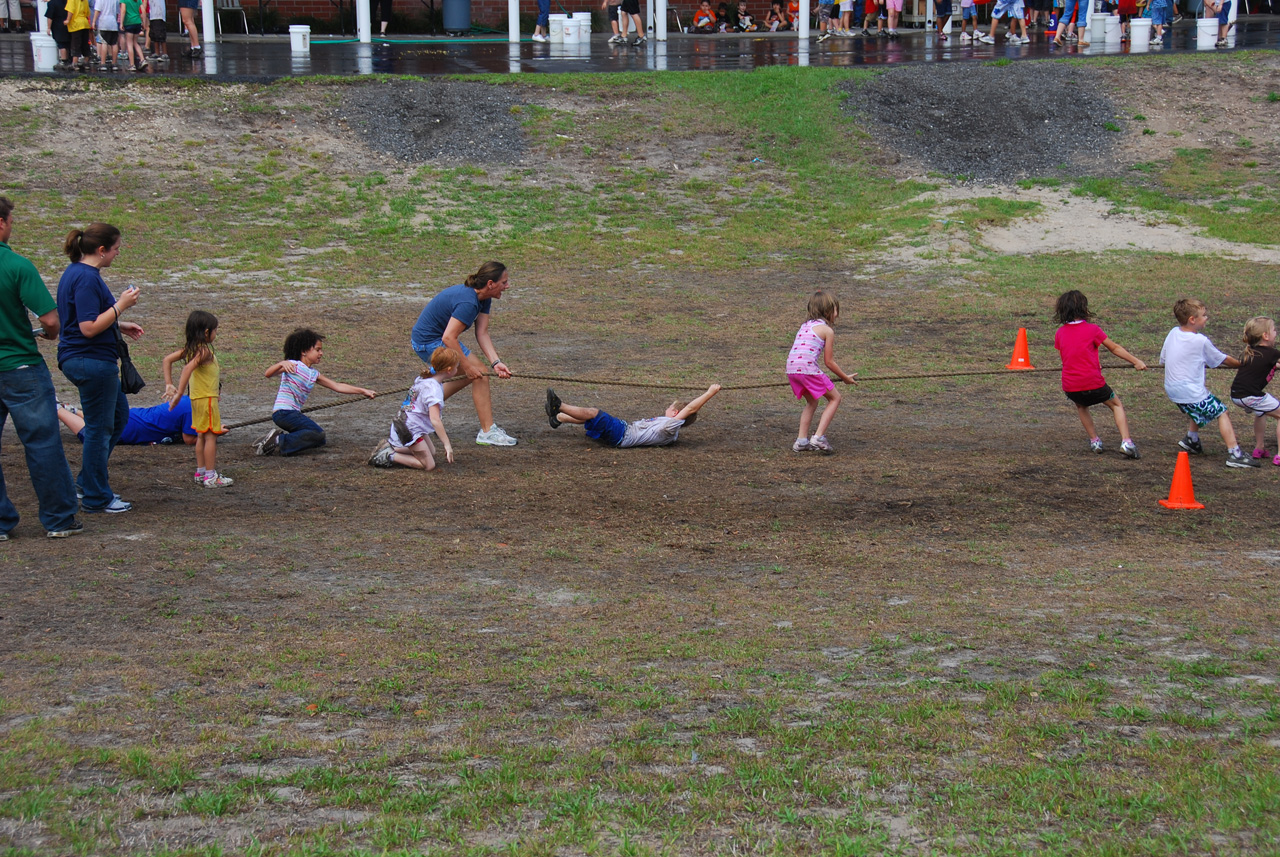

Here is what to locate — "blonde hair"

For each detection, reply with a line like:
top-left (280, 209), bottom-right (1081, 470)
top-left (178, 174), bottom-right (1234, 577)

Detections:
top-left (421, 346), bottom-right (463, 379)
top-left (1173, 298), bottom-right (1207, 326)
top-left (806, 290), bottom-right (840, 324)
top-left (670, 400), bottom-right (697, 426)
top-left (1241, 316), bottom-right (1275, 363)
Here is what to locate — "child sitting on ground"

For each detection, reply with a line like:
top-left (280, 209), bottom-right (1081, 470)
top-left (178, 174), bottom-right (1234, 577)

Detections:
top-left (1160, 298), bottom-right (1253, 468)
top-left (737, 1), bottom-right (759, 29)
top-left (691, 0), bottom-right (718, 31)
top-left (255, 328), bottom-right (377, 457)
top-left (1228, 316), bottom-right (1280, 466)
top-left (369, 346), bottom-right (459, 471)
top-left (765, 0), bottom-right (790, 28)
top-left (544, 384), bottom-right (721, 448)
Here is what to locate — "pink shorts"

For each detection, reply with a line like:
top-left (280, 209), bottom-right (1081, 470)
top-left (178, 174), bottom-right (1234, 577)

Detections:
top-left (788, 372), bottom-right (834, 401)
top-left (886, 0), bottom-right (903, 10)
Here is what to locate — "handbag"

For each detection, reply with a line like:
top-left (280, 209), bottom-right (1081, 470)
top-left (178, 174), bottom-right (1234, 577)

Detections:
top-left (115, 327), bottom-right (146, 395)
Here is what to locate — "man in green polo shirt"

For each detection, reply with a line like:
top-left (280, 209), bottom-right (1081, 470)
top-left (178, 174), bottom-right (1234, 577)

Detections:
top-left (0, 197), bottom-right (81, 539)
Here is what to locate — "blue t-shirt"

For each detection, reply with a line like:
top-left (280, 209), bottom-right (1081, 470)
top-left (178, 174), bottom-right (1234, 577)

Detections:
top-left (56, 261), bottom-right (118, 365)
top-left (77, 396), bottom-right (195, 444)
top-left (410, 284), bottom-right (492, 353)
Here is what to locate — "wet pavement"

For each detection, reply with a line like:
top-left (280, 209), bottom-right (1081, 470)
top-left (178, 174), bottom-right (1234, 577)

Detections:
top-left (0, 17), bottom-right (1277, 77)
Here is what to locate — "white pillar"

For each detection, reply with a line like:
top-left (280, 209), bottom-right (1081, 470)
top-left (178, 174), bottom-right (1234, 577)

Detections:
top-left (645, 0), bottom-right (653, 33)
top-left (356, 41), bottom-right (373, 70)
top-left (509, 0), bottom-right (520, 40)
top-left (926, 0), bottom-right (934, 26)
top-left (508, 41), bottom-right (521, 71)
top-left (37, 0), bottom-right (47, 27)
top-left (798, 0), bottom-right (808, 37)
top-left (357, 0), bottom-right (371, 42)
top-left (201, 0), bottom-right (216, 44)
top-left (656, 0), bottom-right (667, 38)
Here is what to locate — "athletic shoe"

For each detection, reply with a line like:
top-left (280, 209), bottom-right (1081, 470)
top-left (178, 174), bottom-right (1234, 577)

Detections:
top-left (887, 28), bottom-right (898, 37)
top-left (83, 497), bottom-right (132, 514)
top-left (1253, 447), bottom-right (1268, 460)
top-left (1066, 32), bottom-right (1077, 42)
top-left (809, 435), bottom-right (834, 454)
top-left (47, 519), bottom-right (85, 539)
top-left (792, 438), bottom-right (810, 452)
top-left (55, 400), bottom-right (78, 415)
top-left (1178, 435), bottom-right (1204, 455)
top-left (1215, 37), bottom-right (1227, 47)
top-left (0, 532), bottom-right (8, 541)
top-left (476, 425), bottom-right (518, 446)
top-left (368, 440), bottom-right (395, 468)
top-left (977, 33), bottom-right (995, 43)
top-left (861, 27), bottom-right (872, 36)
top-left (203, 472), bottom-right (234, 487)
top-left (631, 35), bottom-right (646, 45)
top-left (817, 31), bottom-right (831, 41)
top-left (1090, 438), bottom-right (1104, 454)
top-left (959, 31), bottom-right (972, 41)
top-left (608, 33), bottom-right (624, 43)
top-left (937, 31), bottom-right (947, 40)
top-left (77, 490), bottom-right (121, 501)
top-left (1172, 12), bottom-right (1183, 22)
top-left (254, 427), bottom-right (283, 456)
top-left (1121, 440), bottom-right (1141, 460)
top-left (1226, 451), bottom-right (1259, 469)
top-left (193, 471), bottom-right (205, 484)
top-left (531, 32), bottom-right (549, 42)
top-left (545, 388), bottom-right (562, 428)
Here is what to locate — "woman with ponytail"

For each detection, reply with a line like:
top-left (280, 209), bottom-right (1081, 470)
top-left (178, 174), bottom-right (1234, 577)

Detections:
top-left (57, 223), bottom-right (142, 514)
top-left (410, 261), bottom-right (517, 447)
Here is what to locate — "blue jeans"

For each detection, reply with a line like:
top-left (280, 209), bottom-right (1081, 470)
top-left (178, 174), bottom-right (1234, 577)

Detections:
top-left (60, 356), bottom-right (128, 510)
top-left (272, 409), bottom-right (326, 456)
top-left (0, 362), bottom-right (79, 534)
top-left (1063, 0), bottom-right (1089, 28)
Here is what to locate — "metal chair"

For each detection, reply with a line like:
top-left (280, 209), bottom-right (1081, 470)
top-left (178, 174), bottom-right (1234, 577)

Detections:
top-left (215, 0), bottom-right (249, 34)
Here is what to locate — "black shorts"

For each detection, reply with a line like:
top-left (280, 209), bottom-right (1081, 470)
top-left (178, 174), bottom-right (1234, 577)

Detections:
top-left (621, 0), bottom-right (640, 14)
top-left (123, 22), bottom-right (142, 33)
top-left (149, 18), bottom-right (166, 40)
top-left (100, 29), bottom-right (119, 44)
top-left (1065, 384), bottom-right (1115, 407)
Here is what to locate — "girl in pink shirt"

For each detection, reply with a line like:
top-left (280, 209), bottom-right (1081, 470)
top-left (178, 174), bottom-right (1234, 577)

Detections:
top-left (1053, 290), bottom-right (1148, 458)
top-left (786, 290), bottom-right (857, 454)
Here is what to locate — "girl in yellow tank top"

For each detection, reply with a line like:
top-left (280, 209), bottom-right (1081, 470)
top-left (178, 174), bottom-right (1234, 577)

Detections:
top-left (164, 311), bottom-right (234, 488)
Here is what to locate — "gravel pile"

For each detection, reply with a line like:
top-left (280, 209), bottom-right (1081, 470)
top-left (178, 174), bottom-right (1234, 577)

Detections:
top-left (843, 61), bottom-right (1119, 180)
top-left (339, 80), bottom-right (527, 164)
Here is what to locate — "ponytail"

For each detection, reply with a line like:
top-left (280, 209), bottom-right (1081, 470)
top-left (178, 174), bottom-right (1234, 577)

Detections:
top-left (464, 261), bottom-right (506, 291)
top-left (64, 223), bottom-right (121, 263)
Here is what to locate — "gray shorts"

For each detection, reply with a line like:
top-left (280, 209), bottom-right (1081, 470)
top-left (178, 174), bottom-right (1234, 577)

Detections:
top-left (1231, 393), bottom-right (1280, 418)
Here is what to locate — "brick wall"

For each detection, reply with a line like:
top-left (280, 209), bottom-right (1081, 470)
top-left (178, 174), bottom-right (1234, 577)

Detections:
top-left (272, 0), bottom-right (603, 26)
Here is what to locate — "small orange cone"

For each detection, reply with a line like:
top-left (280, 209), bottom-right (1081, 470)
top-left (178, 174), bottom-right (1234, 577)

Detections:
top-left (1006, 328), bottom-right (1035, 370)
top-left (1159, 451), bottom-right (1204, 510)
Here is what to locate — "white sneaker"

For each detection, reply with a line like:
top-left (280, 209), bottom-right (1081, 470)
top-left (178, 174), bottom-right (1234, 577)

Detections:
top-left (977, 32), bottom-right (995, 43)
top-left (203, 472), bottom-right (234, 488)
top-left (476, 425), bottom-right (518, 446)
top-left (959, 31), bottom-right (972, 41)
top-left (608, 33), bottom-right (623, 43)
top-left (531, 32), bottom-right (549, 42)
top-left (254, 427), bottom-right (283, 456)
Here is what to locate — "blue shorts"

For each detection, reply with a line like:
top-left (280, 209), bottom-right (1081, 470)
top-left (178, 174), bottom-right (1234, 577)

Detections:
top-left (935, 0), bottom-right (952, 15)
top-left (1217, 0), bottom-right (1231, 23)
top-left (583, 409), bottom-right (626, 447)
top-left (962, 4), bottom-right (976, 18)
top-left (992, 0), bottom-right (1024, 17)
top-left (413, 338), bottom-right (470, 372)
top-left (1176, 394), bottom-right (1228, 428)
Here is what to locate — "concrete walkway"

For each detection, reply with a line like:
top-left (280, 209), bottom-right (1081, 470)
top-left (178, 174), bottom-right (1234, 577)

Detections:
top-left (0, 17), bottom-right (1277, 77)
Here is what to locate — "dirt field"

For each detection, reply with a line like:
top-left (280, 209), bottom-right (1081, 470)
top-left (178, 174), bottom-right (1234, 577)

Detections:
top-left (2, 57), bottom-right (1280, 855)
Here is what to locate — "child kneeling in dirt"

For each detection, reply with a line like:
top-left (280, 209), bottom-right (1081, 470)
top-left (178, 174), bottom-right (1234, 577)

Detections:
top-left (544, 384), bottom-right (721, 448)
top-left (369, 346), bottom-right (460, 471)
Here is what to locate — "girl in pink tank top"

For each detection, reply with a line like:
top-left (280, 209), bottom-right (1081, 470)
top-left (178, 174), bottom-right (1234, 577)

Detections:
top-left (785, 290), bottom-right (858, 454)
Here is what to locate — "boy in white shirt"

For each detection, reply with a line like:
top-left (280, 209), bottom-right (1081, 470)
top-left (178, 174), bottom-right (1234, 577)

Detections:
top-left (1160, 298), bottom-right (1254, 468)
top-left (545, 384), bottom-right (720, 449)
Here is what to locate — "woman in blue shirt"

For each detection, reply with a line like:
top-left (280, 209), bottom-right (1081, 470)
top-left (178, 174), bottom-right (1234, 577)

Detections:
top-left (57, 222), bottom-right (143, 514)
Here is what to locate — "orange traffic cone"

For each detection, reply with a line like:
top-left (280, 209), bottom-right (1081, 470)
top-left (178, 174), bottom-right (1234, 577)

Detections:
top-left (1006, 328), bottom-right (1035, 370)
top-left (1159, 451), bottom-right (1204, 510)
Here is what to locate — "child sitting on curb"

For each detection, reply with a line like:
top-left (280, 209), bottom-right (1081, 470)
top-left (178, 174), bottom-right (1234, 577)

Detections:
top-left (544, 384), bottom-right (721, 448)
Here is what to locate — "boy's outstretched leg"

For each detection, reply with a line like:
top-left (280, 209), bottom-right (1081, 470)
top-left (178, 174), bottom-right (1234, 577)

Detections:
top-left (545, 389), bottom-right (598, 426)
top-left (546, 388), bottom-right (562, 428)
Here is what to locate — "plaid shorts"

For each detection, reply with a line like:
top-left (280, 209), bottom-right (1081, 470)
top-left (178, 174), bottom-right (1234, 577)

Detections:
top-left (1176, 394), bottom-right (1228, 427)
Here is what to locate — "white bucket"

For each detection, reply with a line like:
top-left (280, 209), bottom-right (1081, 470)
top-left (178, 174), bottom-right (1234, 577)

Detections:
top-left (289, 24), bottom-right (311, 53)
top-left (1196, 15), bottom-right (1217, 47)
top-left (29, 32), bottom-right (58, 71)
top-left (1129, 16), bottom-right (1150, 43)
top-left (1089, 10), bottom-right (1106, 41)
top-left (549, 12), bottom-right (567, 42)
top-left (578, 14), bottom-right (591, 39)
top-left (1104, 13), bottom-right (1121, 42)
top-left (562, 16), bottom-right (581, 43)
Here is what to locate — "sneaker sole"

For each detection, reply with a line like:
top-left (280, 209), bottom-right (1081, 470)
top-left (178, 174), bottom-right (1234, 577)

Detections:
top-left (1177, 442), bottom-right (1203, 454)
top-left (1226, 459), bottom-right (1259, 469)
top-left (476, 438), bottom-right (518, 446)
